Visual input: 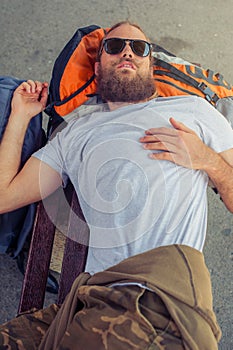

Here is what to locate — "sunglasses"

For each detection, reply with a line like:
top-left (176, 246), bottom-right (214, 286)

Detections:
top-left (101, 38), bottom-right (152, 57)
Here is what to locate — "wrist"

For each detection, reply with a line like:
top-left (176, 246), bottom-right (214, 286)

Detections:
top-left (202, 150), bottom-right (223, 176)
top-left (8, 111), bottom-right (33, 130)
top-left (6, 113), bottom-right (31, 141)
top-left (10, 110), bottom-right (33, 122)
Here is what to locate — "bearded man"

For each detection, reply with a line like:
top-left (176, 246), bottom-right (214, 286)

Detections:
top-left (0, 21), bottom-right (233, 349)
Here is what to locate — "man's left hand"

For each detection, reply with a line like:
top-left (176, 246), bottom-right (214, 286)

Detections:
top-left (139, 117), bottom-right (214, 170)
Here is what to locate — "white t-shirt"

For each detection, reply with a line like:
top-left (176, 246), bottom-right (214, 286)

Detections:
top-left (34, 96), bottom-right (233, 274)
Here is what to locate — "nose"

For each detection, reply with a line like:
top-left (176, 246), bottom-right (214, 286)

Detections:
top-left (121, 42), bottom-right (134, 58)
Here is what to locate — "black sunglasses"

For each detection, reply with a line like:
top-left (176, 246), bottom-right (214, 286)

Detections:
top-left (101, 38), bottom-right (152, 57)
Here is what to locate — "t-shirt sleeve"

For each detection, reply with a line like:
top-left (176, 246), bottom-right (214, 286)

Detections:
top-left (32, 132), bottom-right (69, 187)
top-left (194, 97), bottom-right (233, 153)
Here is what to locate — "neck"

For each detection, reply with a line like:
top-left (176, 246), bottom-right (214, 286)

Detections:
top-left (107, 91), bottom-right (158, 111)
top-left (108, 101), bottom-right (135, 111)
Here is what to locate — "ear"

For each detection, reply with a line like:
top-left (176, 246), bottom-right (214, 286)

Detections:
top-left (94, 62), bottom-right (100, 76)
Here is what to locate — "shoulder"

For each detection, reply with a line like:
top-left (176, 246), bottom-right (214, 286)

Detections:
top-left (154, 95), bottom-right (196, 103)
top-left (153, 95), bottom-right (208, 110)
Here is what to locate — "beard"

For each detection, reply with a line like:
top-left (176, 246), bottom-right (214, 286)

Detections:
top-left (96, 61), bottom-right (156, 103)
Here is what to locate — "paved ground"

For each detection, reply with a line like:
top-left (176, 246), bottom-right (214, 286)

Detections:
top-left (0, 1), bottom-right (232, 349)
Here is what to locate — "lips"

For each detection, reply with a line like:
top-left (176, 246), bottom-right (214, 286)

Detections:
top-left (117, 61), bottom-right (136, 70)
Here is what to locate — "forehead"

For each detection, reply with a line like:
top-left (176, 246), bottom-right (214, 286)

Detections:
top-left (106, 24), bottom-right (148, 41)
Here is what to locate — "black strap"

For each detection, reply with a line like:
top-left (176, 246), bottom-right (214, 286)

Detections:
top-left (155, 59), bottom-right (219, 103)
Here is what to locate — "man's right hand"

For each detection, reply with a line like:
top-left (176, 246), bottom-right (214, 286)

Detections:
top-left (11, 80), bottom-right (48, 120)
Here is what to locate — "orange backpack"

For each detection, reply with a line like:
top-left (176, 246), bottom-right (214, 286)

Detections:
top-left (45, 25), bottom-right (233, 127)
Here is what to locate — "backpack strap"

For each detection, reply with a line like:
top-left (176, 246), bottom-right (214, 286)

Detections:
top-left (154, 59), bottom-right (220, 104)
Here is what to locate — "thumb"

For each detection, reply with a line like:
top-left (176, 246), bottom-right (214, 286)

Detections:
top-left (40, 83), bottom-right (49, 109)
top-left (169, 117), bottom-right (194, 134)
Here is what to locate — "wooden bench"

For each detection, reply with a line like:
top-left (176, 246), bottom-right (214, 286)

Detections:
top-left (18, 182), bottom-right (89, 313)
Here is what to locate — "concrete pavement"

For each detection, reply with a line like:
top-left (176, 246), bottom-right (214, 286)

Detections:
top-left (0, 1), bottom-right (232, 348)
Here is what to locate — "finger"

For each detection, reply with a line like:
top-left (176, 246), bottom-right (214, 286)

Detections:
top-left (149, 151), bottom-right (174, 161)
top-left (169, 117), bottom-right (196, 134)
top-left (39, 84), bottom-right (49, 109)
top-left (145, 127), bottom-right (178, 137)
top-left (139, 135), bottom-right (160, 143)
top-left (26, 80), bottom-right (37, 93)
top-left (34, 80), bottom-right (43, 93)
top-left (141, 133), bottom-right (180, 149)
top-left (20, 81), bottom-right (32, 94)
top-left (143, 141), bottom-right (170, 151)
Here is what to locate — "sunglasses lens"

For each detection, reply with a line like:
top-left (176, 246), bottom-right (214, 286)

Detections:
top-left (105, 39), bottom-right (124, 54)
top-left (132, 41), bottom-right (150, 57)
top-left (103, 38), bottom-right (151, 57)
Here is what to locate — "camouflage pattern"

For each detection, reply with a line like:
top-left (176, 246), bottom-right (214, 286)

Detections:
top-left (52, 284), bottom-right (184, 350)
top-left (0, 304), bottom-right (59, 349)
top-left (0, 245), bottom-right (221, 349)
top-left (0, 285), bottom-right (185, 349)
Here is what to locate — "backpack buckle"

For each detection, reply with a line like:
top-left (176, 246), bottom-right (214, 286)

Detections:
top-left (198, 82), bottom-right (219, 103)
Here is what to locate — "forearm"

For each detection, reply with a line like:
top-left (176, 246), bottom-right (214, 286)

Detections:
top-left (0, 112), bottom-right (30, 187)
top-left (203, 150), bottom-right (233, 213)
top-left (0, 79), bottom-right (47, 187)
top-left (0, 80), bottom-right (54, 213)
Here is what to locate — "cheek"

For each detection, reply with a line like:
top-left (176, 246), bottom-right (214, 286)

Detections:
top-left (139, 61), bottom-right (152, 75)
top-left (100, 52), bottom-right (118, 67)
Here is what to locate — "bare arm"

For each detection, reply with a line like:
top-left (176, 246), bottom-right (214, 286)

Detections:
top-left (0, 80), bottom-right (62, 214)
top-left (140, 117), bottom-right (233, 213)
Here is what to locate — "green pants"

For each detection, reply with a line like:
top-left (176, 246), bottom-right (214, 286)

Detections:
top-left (0, 245), bottom-right (221, 349)
top-left (0, 285), bottom-right (184, 350)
